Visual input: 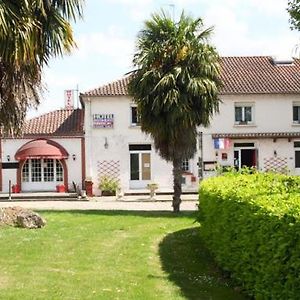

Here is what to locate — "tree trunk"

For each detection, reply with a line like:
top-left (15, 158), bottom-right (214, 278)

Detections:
top-left (172, 157), bottom-right (182, 212)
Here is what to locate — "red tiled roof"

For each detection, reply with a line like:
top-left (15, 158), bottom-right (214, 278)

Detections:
top-left (22, 109), bottom-right (84, 136)
top-left (82, 76), bottom-right (131, 97)
top-left (220, 56), bottom-right (300, 94)
top-left (81, 56), bottom-right (300, 96)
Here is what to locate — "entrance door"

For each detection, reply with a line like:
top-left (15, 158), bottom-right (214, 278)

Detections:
top-left (234, 148), bottom-right (258, 169)
top-left (130, 152), bottom-right (151, 189)
top-left (22, 159), bottom-right (64, 191)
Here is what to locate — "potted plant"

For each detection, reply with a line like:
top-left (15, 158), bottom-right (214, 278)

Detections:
top-left (98, 175), bottom-right (120, 196)
top-left (147, 183), bottom-right (158, 200)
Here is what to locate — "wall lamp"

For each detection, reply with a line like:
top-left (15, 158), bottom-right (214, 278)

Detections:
top-left (104, 137), bottom-right (109, 149)
top-left (274, 150), bottom-right (277, 157)
top-left (7, 155), bottom-right (10, 162)
top-left (72, 154), bottom-right (76, 161)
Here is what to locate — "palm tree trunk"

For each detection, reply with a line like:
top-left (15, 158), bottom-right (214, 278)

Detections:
top-left (172, 157), bottom-right (182, 212)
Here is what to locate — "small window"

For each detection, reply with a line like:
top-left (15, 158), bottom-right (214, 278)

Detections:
top-left (235, 104), bottom-right (253, 124)
top-left (131, 106), bottom-right (140, 126)
top-left (293, 103), bottom-right (300, 123)
top-left (182, 159), bottom-right (190, 172)
top-left (295, 151), bottom-right (300, 168)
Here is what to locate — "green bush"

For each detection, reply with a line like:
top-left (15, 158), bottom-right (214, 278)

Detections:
top-left (98, 175), bottom-right (119, 195)
top-left (197, 172), bottom-right (300, 299)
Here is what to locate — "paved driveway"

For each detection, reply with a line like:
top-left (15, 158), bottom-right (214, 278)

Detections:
top-left (0, 195), bottom-right (199, 211)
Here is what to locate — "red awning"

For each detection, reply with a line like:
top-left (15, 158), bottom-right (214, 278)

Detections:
top-left (15, 139), bottom-right (69, 161)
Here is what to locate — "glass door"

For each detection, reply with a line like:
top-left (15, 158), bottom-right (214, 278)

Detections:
top-left (22, 159), bottom-right (64, 191)
top-left (234, 148), bottom-right (258, 169)
top-left (130, 152), bottom-right (151, 188)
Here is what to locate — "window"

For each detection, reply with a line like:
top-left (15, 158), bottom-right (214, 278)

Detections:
top-left (131, 106), bottom-right (140, 126)
top-left (31, 159), bottom-right (42, 182)
top-left (22, 159), bottom-right (64, 182)
top-left (129, 145), bottom-right (151, 181)
top-left (22, 160), bottom-right (29, 182)
top-left (56, 160), bottom-right (63, 182)
top-left (182, 159), bottom-right (190, 172)
top-left (44, 159), bottom-right (54, 182)
top-left (293, 103), bottom-right (300, 123)
top-left (235, 104), bottom-right (253, 124)
top-left (295, 142), bottom-right (300, 168)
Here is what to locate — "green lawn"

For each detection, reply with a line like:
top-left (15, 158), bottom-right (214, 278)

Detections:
top-left (0, 211), bottom-right (246, 300)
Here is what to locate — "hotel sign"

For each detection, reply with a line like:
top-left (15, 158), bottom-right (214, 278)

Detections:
top-left (93, 114), bottom-right (114, 128)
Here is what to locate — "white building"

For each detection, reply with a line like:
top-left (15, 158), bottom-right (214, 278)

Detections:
top-left (80, 56), bottom-right (300, 195)
top-left (81, 77), bottom-right (199, 195)
top-left (2, 56), bottom-right (300, 195)
top-left (202, 56), bottom-right (300, 177)
top-left (0, 109), bottom-right (85, 193)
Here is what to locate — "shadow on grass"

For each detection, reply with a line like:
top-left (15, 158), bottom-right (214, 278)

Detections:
top-left (38, 210), bottom-right (197, 219)
top-left (159, 227), bottom-right (248, 300)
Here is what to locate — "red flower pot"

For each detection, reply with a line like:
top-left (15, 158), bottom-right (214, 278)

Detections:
top-left (56, 185), bottom-right (65, 193)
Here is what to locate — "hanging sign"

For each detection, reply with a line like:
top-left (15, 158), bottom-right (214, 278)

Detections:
top-left (64, 90), bottom-right (74, 108)
top-left (93, 114), bottom-right (114, 128)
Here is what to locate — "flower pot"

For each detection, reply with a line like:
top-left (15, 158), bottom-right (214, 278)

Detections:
top-left (12, 184), bottom-right (20, 193)
top-left (101, 190), bottom-right (116, 196)
top-left (56, 185), bottom-right (65, 193)
top-left (85, 180), bottom-right (93, 197)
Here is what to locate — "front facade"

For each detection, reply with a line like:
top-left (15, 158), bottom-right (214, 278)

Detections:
top-left (81, 56), bottom-right (300, 195)
top-left (203, 57), bottom-right (300, 177)
top-left (82, 91), bottom-right (199, 194)
top-left (0, 109), bottom-right (85, 193)
top-left (2, 56), bottom-right (300, 195)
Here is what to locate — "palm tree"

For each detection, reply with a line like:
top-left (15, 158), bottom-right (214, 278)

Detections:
top-left (288, 0), bottom-right (300, 31)
top-left (0, 0), bottom-right (84, 134)
top-left (128, 11), bottom-right (221, 212)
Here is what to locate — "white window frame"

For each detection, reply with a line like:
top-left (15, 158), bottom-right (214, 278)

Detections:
top-left (294, 141), bottom-right (300, 168)
top-left (22, 159), bottom-right (64, 183)
top-left (234, 103), bottom-right (254, 125)
top-left (293, 102), bottom-right (300, 124)
top-left (130, 105), bottom-right (140, 126)
top-left (181, 159), bottom-right (190, 172)
top-left (129, 150), bottom-right (151, 181)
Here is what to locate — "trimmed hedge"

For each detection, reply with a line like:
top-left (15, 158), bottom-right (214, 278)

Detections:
top-left (198, 172), bottom-right (300, 300)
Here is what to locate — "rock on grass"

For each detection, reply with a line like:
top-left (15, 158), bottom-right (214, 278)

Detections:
top-left (0, 207), bottom-right (46, 229)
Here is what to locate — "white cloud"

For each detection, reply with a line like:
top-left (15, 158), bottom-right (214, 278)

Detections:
top-left (247, 0), bottom-right (288, 16)
top-left (201, 0), bottom-right (299, 58)
top-left (103, 0), bottom-right (153, 21)
top-left (73, 28), bottom-right (134, 69)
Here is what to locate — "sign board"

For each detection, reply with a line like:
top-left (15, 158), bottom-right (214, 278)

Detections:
top-left (64, 90), bottom-right (74, 108)
top-left (93, 114), bottom-right (114, 128)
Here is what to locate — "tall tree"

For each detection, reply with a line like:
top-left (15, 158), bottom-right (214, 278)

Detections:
top-left (128, 11), bottom-right (221, 212)
top-left (288, 0), bottom-right (300, 30)
top-left (0, 0), bottom-right (84, 134)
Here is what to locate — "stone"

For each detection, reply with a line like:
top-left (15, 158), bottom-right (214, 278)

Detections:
top-left (0, 207), bottom-right (46, 229)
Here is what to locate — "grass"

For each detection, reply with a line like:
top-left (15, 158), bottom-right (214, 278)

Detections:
top-left (0, 211), bottom-right (247, 300)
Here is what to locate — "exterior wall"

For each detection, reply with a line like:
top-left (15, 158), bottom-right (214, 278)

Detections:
top-left (84, 96), bottom-right (199, 194)
top-left (1, 137), bottom-right (83, 193)
top-left (200, 94), bottom-right (300, 176)
top-left (83, 92), bottom-right (300, 195)
top-left (204, 94), bottom-right (300, 134)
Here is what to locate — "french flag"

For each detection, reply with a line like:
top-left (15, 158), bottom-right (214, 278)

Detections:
top-left (214, 138), bottom-right (231, 149)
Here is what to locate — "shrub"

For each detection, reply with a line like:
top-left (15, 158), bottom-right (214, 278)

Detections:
top-left (197, 172), bottom-right (300, 299)
top-left (98, 175), bottom-right (119, 195)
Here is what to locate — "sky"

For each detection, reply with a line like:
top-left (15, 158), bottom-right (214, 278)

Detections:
top-left (27, 0), bottom-right (300, 118)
